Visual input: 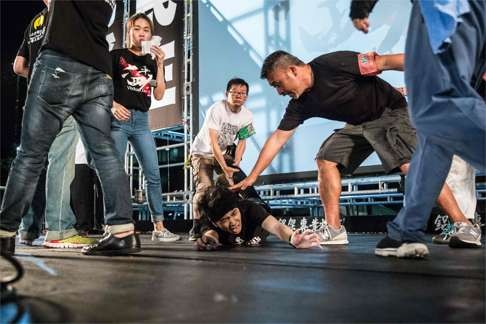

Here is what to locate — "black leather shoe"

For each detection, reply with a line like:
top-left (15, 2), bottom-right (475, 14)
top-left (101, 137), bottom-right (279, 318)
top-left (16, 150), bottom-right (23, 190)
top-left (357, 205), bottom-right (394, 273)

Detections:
top-left (82, 233), bottom-right (141, 256)
top-left (0, 236), bottom-right (16, 256)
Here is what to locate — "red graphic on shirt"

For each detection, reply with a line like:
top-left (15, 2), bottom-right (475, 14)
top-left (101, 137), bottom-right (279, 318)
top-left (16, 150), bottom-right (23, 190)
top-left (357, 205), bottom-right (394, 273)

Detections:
top-left (119, 56), bottom-right (153, 97)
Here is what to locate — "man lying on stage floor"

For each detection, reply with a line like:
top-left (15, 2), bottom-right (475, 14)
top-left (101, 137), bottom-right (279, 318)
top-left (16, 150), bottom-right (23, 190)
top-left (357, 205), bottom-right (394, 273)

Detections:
top-left (195, 186), bottom-right (320, 251)
top-left (231, 50), bottom-right (478, 247)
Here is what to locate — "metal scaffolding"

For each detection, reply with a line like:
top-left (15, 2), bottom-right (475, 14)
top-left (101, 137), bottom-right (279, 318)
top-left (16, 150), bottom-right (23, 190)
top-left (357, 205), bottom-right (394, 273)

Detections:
top-left (182, 0), bottom-right (194, 220)
top-left (256, 174), bottom-right (404, 217)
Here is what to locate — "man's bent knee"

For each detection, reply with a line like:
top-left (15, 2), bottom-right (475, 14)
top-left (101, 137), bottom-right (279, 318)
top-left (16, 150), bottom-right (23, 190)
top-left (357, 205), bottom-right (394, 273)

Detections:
top-left (317, 159), bottom-right (338, 172)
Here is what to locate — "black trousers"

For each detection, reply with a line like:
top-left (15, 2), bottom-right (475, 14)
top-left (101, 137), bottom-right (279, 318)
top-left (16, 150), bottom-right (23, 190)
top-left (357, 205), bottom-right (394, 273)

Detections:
top-left (70, 164), bottom-right (104, 232)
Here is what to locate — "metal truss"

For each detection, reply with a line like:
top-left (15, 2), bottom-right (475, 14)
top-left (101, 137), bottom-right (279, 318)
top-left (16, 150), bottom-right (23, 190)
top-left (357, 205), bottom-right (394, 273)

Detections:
top-left (182, 0), bottom-right (195, 220)
top-left (259, 174), bottom-right (486, 213)
top-left (152, 125), bottom-right (186, 142)
top-left (257, 174), bottom-right (404, 209)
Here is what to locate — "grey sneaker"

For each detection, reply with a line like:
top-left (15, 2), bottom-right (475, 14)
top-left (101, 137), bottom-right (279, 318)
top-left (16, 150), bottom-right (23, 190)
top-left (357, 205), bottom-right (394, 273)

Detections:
top-left (152, 229), bottom-right (180, 243)
top-left (432, 222), bottom-right (455, 244)
top-left (449, 222), bottom-right (482, 248)
top-left (317, 225), bottom-right (349, 245)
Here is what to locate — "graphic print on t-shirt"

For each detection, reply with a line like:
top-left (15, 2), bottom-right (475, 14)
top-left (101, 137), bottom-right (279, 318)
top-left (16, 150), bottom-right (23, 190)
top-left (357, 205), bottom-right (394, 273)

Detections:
top-left (218, 122), bottom-right (239, 149)
top-left (119, 56), bottom-right (153, 97)
top-left (29, 12), bottom-right (47, 45)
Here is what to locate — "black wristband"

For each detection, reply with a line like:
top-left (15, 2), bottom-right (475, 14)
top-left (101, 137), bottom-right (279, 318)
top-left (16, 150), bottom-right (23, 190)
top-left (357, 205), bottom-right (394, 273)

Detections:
top-left (288, 232), bottom-right (296, 248)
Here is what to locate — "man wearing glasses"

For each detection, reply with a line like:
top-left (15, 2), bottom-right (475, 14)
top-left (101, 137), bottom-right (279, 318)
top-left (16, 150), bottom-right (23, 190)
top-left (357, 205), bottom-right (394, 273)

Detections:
top-left (189, 78), bottom-right (255, 240)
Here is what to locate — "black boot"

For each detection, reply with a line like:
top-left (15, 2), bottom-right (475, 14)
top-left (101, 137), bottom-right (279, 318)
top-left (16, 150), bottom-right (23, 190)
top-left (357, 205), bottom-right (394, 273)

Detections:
top-left (82, 233), bottom-right (141, 256)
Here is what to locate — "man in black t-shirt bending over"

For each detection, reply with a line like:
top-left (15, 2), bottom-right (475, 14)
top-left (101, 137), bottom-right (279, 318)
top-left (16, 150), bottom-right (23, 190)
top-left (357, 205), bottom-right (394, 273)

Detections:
top-left (231, 50), bottom-right (471, 245)
top-left (196, 186), bottom-right (319, 250)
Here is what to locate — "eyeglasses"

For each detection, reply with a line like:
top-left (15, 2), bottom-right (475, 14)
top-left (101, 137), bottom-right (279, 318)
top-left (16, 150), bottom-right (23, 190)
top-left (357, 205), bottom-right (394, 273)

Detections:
top-left (228, 91), bottom-right (247, 97)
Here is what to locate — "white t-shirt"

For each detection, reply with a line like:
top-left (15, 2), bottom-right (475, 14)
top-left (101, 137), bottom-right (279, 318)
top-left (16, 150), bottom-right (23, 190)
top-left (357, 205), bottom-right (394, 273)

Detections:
top-left (191, 100), bottom-right (253, 156)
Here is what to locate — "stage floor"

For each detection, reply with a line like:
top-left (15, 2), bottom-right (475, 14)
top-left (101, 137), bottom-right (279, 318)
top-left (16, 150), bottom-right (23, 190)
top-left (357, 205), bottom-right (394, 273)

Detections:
top-left (1, 234), bottom-right (484, 323)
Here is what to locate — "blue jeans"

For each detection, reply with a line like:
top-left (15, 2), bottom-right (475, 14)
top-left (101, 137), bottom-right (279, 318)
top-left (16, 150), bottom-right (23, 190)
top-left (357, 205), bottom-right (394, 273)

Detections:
top-left (19, 116), bottom-right (79, 240)
top-left (111, 110), bottom-right (164, 222)
top-left (0, 50), bottom-right (133, 235)
top-left (18, 167), bottom-right (46, 241)
top-left (45, 116), bottom-right (79, 240)
top-left (387, 1), bottom-right (486, 242)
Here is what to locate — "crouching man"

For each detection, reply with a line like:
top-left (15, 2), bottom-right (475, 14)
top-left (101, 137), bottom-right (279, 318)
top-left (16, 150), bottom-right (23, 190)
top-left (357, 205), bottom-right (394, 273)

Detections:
top-left (196, 186), bottom-right (320, 250)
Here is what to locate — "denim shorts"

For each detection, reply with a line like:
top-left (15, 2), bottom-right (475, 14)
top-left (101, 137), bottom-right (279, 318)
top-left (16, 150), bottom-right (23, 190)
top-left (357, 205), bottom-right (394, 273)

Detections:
top-left (315, 107), bottom-right (416, 174)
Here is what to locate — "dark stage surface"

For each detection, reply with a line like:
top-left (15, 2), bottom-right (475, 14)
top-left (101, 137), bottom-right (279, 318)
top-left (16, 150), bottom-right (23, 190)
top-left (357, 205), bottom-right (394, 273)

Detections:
top-left (1, 234), bottom-right (484, 323)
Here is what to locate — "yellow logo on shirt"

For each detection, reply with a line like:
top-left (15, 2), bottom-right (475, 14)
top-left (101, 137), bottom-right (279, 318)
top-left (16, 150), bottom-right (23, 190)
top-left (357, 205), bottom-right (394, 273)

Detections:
top-left (33, 15), bottom-right (45, 30)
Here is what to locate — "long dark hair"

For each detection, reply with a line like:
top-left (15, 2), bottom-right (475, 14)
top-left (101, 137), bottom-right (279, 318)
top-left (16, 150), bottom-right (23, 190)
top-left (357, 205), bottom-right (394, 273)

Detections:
top-left (125, 12), bottom-right (154, 48)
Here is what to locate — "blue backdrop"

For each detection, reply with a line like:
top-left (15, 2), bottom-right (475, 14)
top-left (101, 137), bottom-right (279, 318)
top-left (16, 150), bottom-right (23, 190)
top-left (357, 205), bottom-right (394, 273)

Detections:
top-left (198, 0), bottom-right (411, 175)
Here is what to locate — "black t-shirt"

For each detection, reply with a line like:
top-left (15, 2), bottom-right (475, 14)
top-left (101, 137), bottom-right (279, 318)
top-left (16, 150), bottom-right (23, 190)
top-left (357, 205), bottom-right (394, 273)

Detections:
top-left (111, 48), bottom-right (157, 112)
top-left (42, 0), bottom-right (115, 75)
top-left (277, 51), bottom-right (407, 130)
top-left (349, 0), bottom-right (378, 19)
top-left (207, 200), bottom-right (270, 246)
top-left (17, 8), bottom-right (48, 80)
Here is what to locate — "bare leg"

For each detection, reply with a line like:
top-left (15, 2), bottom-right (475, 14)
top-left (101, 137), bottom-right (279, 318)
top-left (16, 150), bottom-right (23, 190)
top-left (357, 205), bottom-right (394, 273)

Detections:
top-left (317, 159), bottom-right (342, 228)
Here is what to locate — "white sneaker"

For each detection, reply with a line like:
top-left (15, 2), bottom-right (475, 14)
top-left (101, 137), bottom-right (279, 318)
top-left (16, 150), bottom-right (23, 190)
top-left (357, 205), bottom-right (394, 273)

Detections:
top-left (396, 243), bottom-right (429, 258)
top-left (152, 229), bottom-right (180, 243)
top-left (317, 225), bottom-right (349, 245)
top-left (375, 236), bottom-right (429, 258)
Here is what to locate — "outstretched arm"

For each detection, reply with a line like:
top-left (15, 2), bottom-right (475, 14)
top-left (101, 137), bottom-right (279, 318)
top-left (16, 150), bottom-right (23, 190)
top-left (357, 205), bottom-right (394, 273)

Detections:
top-left (230, 128), bottom-right (295, 191)
top-left (262, 215), bottom-right (320, 249)
top-left (376, 54), bottom-right (404, 71)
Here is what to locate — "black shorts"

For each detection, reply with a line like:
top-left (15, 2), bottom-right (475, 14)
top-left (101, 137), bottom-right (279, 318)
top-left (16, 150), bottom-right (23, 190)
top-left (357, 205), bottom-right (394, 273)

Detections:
top-left (316, 107), bottom-right (416, 174)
